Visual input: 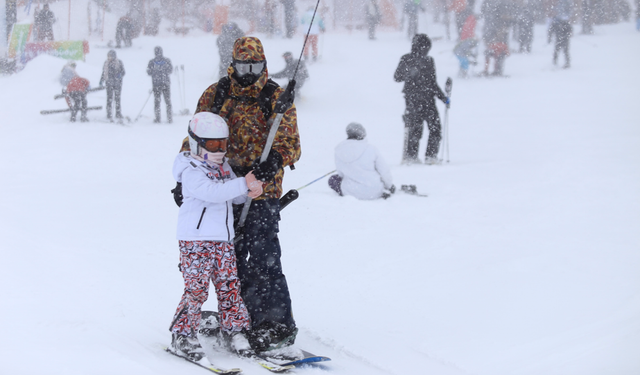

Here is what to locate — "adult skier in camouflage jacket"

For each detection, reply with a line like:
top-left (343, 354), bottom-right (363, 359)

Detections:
top-left (180, 36), bottom-right (301, 352)
top-left (394, 34), bottom-right (449, 164)
top-left (147, 46), bottom-right (173, 123)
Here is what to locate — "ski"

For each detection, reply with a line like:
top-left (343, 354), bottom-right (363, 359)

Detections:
top-left (259, 349), bottom-right (330, 367)
top-left (244, 355), bottom-right (295, 373)
top-left (40, 106), bottom-right (102, 115)
top-left (400, 184), bottom-right (428, 197)
top-left (165, 347), bottom-right (242, 375)
top-left (54, 87), bottom-right (105, 100)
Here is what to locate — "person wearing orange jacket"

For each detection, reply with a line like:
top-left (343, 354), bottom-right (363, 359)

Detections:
top-left (178, 36), bottom-right (301, 353)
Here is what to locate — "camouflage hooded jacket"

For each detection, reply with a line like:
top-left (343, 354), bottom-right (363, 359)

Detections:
top-left (182, 37), bottom-right (301, 200)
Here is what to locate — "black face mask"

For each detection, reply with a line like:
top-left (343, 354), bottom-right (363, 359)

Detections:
top-left (232, 71), bottom-right (261, 87)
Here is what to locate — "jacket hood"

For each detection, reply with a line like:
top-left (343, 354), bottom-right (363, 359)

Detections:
top-left (335, 139), bottom-right (369, 163)
top-left (232, 37), bottom-right (266, 61)
top-left (172, 152), bottom-right (193, 183)
top-left (411, 34), bottom-right (431, 55)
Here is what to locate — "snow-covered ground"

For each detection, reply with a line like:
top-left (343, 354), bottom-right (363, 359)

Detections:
top-left (1, 2), bottom-right (639, 375)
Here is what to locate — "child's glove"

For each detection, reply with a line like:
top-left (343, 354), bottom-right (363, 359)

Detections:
top-left (171, 182), bottom-right (183, 207)
top-left (245, 171), bottom-right (264, 199)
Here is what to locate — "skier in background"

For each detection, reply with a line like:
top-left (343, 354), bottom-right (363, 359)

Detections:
top-left (217, 22), bottom-right (245, 78)
top-left (365, 0), bottom-right (381, 40)
top-left (516, 1), bottom-right (535, 53)
top-left (271, 52), bottom-right (308, 98)
top-left (99, 50), bottom-right (126, 121)
top-left (548, 0), bottom-right (573, 68)
top-left (147, 46), bottom-right (173, 123)
top-left (300, 7), bottom-right (325, 62)
top-left (116, 16), bottom-right (133, 48)
top-left (404, 0), bottom-right (423, 38)
top-left (394, 34), bottom-right (449, 165)
top-left (66, 74), bottom-right (90, 123)
top-left (34, 3), bottom-right (55, 41)
top-left (169, 112), bottom-right (263, 360)
top-left (281, 0), bottom-right (297, 38)
top-left (328, 122), bottom-right (395, 200)
top-left (453, 5), bottom-right (478, 77)
top-left (182, 37), bottom-right (301, 353)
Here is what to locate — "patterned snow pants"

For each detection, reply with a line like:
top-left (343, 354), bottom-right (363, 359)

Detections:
top-left (170, 240), bottom-right (251, 337)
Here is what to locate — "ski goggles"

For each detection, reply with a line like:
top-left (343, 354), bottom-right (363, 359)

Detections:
top-left (189, 128), bottom-right (228, 152)
top-left (233, 60), bottom-right (265, 76)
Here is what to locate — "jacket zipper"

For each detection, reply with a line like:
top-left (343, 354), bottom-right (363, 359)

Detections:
top-left (196, 207), bottom-right (206, 229)
top-left (225, 203), bottom-right (231, 241)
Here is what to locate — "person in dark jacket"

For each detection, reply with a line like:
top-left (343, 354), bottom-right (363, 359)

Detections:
top-left (217, 22), bottom-right (245, 78)
top-left (35, 4), bottom-right (55, 41)
top-left (548, 16), bottom-right (572, 68)
top-left (99, 50), bottom-right (126, 121)
top-left (394, 34), bottom-right (449, 164)
top-left (147, 46), bottom-right (173, 123)
top-left (271, 52), bottom-right (308, 98)
top-left (116, 16), bottom-right (133, 48)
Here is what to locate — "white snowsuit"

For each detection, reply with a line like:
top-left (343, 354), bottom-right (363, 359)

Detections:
top-left (172, 152), bottom-right (248, 242)
top-left (334, 139), bottom-right (393, 200)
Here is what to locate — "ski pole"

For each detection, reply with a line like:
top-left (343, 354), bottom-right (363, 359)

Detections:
top-left (296, 170), bottom-right (336, 190)
top-left (236, 0), bottom-right (321, 229)
top-left (181, 65), bottom-right (187, 112)
top-left (135, 89), bottom-right (153, 122)
top-left (443, 77), bottom-right (452, 163)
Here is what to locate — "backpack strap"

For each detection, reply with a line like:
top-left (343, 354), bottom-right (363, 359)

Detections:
top-left (212, 77), bottom-right (280, 122)
top-left (256, 79), bottom-right (280, 122)
top-left (211, 76), bottom-right (232, 115)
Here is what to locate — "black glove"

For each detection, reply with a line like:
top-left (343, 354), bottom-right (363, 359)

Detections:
top-left (388, 184), bottom-right (396, 194)
top-left (171, 182), bottom-right (183, 207)
top-left (252, 149), bottom-right (283, 181)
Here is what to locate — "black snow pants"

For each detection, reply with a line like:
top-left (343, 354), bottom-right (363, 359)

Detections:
top-left (233, 199), bottom-right (296, 332)
top-left (153, 84), bottom-right (172, 123)
top-left (69, 92), bottom-right (87, 122)
top-left (106, 84), bottom-right (123, 119)
top-left (403, 96), bottom-right (442, 161)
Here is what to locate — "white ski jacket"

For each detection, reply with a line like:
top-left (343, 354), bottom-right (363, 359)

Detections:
top-left (173, 152), bottom-right (248, 242)
top-left (334, 139), bottom-right (393, 200)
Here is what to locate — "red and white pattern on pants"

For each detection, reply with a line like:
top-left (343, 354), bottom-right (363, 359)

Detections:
top-left (171, 240), bottom-right (251, 336)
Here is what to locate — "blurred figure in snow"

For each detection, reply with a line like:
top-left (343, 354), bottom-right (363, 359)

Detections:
top-left (281, 0), bottom-right (297, 38)
top-left (116, 16), bottom-right (134, 48)
top-left (217, 22), bottom-right (245, 79)
top-left (329, 123), bottom-right (395, 200)
top-left (394, 34), bottom-right (449, 164)
top-left (404, 0), bottom-right (424, 39)
top-left (453, 6), bottom-right (478, 77)
top-left (300, 7), bottom-right (325, 62)
top-left (548, 0), bottom-right (573, 68)
top-left (99, 50), bottom-right (126, 121)
top-left (365, 0), bottom-right (381, 40)
top-left (516, 1), bottom-right (535, 53)
top-left (271, 52), bottom-right (308, 98)
top-left (147, 46), bottom-right (173, 123)
top-left (34, 3), bottom-right (55, 41)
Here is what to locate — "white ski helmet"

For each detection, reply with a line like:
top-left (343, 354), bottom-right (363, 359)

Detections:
top-left (188, 112), bottom-right (229, 156)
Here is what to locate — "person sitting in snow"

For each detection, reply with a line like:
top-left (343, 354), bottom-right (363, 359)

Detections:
top-left (271, 52), bottom-right (308, 99)
top-left (169, 112), bottom-right (263, 360)
top-left (328, 122), bottom-right (395, 200)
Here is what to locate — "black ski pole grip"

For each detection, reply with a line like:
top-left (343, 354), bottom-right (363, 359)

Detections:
top-left (279, 189), bottom-right (299, 211)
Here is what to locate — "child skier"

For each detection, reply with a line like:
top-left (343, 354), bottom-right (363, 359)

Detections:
top-left (169, 112), bottom-right (263, 360)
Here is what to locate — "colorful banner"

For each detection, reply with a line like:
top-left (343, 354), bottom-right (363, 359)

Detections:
top-left (24, 41), bottom-right (90, 63)
top-left (8, 24), bottom-right (32, 58)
